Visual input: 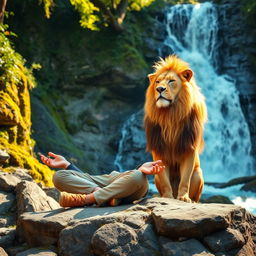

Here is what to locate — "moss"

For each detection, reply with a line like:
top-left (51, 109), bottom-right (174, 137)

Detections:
top-left (0, 26), bottom-right (54, 187)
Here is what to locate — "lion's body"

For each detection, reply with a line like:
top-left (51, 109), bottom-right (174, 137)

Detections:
top-left (144, 55), bottom-right (207, 202)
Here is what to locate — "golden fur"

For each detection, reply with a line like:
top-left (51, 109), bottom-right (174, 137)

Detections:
top-left (144, 55), bottom-right (207, 202)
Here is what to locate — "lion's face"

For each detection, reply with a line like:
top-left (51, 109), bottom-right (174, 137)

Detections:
top-left (154, 71), bottom-right (183, 108)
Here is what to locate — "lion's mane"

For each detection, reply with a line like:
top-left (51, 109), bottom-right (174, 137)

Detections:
top-left (144, 55), bottom-right (207, 166)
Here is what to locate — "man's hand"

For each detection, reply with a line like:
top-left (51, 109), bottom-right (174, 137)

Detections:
top-left (39, 152), bottom-right (70, 169)
top-left (138, 160), bottom-right (165, 175)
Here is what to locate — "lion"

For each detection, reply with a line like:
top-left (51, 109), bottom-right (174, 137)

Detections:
top-left (144, 55), bottom-right (207, 203)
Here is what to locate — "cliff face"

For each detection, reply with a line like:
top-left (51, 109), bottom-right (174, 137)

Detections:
top-left (216, 0), bottom-right (256, 166)
top-left (0, 30), bottom-right (53, 186)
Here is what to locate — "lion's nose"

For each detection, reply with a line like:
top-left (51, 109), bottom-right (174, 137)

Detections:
top-left (156, 86), bottom-right (166, 93)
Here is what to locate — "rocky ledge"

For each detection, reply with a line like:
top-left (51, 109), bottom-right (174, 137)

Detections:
top-left (0, 169), bottom-right (256, 256)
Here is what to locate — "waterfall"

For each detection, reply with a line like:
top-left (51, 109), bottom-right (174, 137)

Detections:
top-left (115, 2), bottom-right (253, 181)
top-left (114, 1), bottom-right (255, 213)
top-left (160, 2), bottom-right (253, 182)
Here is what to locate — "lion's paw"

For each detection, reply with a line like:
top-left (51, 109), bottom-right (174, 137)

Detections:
top-left (177, 194), bottom-right (192, 203)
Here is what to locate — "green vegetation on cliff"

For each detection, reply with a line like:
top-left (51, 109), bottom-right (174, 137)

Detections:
top-left (0, 26), bottom-right (54, 186)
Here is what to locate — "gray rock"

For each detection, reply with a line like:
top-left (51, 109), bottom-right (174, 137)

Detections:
top-left (10, 168), bottom-right (33, 182)
top-left (0, 247), bottom-right (8, 256)
top-left (159, 237), bottom-right (214, 256)
top-left (0, 192), bottom-right (15, 215)
top-left (0, 150), bottom-right (10, 164)
top-left (15, 180), bottom-right (60, 217)
top-left (0, 172), bottom-right (20, 192)
top-left (0, 216), bottom-right (16, 228)
top-left (149, 198), bottom-right (241, 239)
top-left (91, 223), bottom-right (139, 256)
top-left (0, 227), bottom-right (16, 248)
top-left (204, 228), bottom-right (245, 253)
top-left (19, 204), bottom-right (134, 247)
top-left (137, 223), bottom-right (160, 252)
top-left (16, 248), bottom-right (57, 256)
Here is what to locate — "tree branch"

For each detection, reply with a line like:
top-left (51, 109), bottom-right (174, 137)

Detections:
top-left (0, 0), bottom-right (7, 24)
top-left (90, 0), bottom-right (124, 32)
top-left (116, 0), bottom-right (128, 24)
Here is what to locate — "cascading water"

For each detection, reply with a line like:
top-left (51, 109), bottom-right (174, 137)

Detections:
top-left (114, 2), bottom-right (255, 213)
top-left (160, 2), bottom-right (253, 181)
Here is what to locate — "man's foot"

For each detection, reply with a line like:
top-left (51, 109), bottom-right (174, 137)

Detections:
top-left (59, 192), bottom-right (89, 207)
top-left (108, 198), bottom-right (121, 207)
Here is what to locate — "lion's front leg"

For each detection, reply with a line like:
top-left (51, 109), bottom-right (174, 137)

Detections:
top-left (155, 166), bottom-right (174, 198)
top-left (177, 151), bottom-right (196, 203)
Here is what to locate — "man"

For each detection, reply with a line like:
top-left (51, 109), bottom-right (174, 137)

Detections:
top-left (40, 152), bottom-right (164, 207)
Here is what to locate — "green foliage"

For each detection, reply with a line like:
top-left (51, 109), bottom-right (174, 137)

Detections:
top-left (241, 0), bottom-right (256, 24)
top-left (38, 0), bottom-right (55, 18)
top-left (70, 0), bottom-right (100, 31)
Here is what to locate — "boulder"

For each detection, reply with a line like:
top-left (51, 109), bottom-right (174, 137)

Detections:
top-left (241, 179), bottom-right (256, 192)
top-left (0, 227), bottom-right (16, 248)
top-left (200, 195), bottom-right (233, 204)
top-left (0, 172), bottom-right (20, 192)
top-left (15, 181), bottom-right (60, 217)
top-left (19, 204), bottom-right (133, 247)
top-left (159, 237), bottom-right (214, 256)
top-left (0, 192), bottom-right (15, 215)
top-left (0, 150), bottom-right (10, 165)
top-left (91, 223), bottom-right (140, 256)
top-left (16, 248), bottom-right (57, 256)
top-left (204, 228), bottom-right (245, 253)
top-left (17, 198), bottom-right (256, 256)
top-left (149, 198), bottom-right (240, 239)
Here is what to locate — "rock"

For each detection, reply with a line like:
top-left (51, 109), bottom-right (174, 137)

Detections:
top-left (91, 223), bottom-right (140, 256)
top-left (10, 168), bottom-right (33, 182)
top-left (0, 216), bottom-right (16, 228)
top-left (241, 179), bottom-right (256, 192)
top-left (15, 181), bottom-right (60, 217)
top-left (204, 228), bottom-right (245, 253)
top-left (0, 227), bottom-right (16, 248)
top-left (149, 198), bottom-right (240, 239)
top-left (137, 223), bottom-right (160, 252)
top-left (200, 195), bottom-right (233, 204)
top-left (0, 192), bottom-right (15, 215)
top-left (16, 248), bottom-right (57, 256)
top-left (206, 176), bottom-right (256, 189)
top-left (0, 247), bottom-right (8, 256)
top-left (159, 237), bottom-right (214, 256)
top-left (0, 172), bottom-right (20, 192)
top-left (19, 204), bottom-right (133, 247)
top-left (43, 187), bottom-right (60, 202)
top-left (18, 197), bottom-right (256, 256)
top-left (0, 151), bottom-right (10, 164)
top-left (59, 207), bottom-right (151, 256)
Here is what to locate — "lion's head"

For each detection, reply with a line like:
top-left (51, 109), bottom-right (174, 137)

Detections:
top-left (144, 55), bottom-right (207, 161)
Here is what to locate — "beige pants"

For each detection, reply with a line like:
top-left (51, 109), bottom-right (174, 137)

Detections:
top-left (52, 169), bottom-right (148, 205)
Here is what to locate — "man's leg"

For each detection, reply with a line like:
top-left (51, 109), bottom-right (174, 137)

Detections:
top-left (52, 170), bottom-right (102, 194)
top-left (93, 170), bottom-right (148, 205)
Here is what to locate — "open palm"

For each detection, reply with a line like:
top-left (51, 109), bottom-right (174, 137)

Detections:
top-left (39, 152), bottom-right (70, 169)
top-left (139, 160), bottom-right (165, 175)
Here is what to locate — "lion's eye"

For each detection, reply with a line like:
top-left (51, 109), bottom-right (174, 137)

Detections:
top-left (168, 79), bottom-right (175, 84)
top-left (156, 80), bottom-right (160, 84)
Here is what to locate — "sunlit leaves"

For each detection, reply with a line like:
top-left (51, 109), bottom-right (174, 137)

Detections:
top-left (70, 0), bottom-right (100, 30)
top-left (38, 0), bottom-right (54, 18)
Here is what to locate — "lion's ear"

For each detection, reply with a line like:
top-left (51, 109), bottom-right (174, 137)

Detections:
top-left (148, 73), bottom-right (156, 83)
top-left (181, 69), bottom-right (193, 82)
